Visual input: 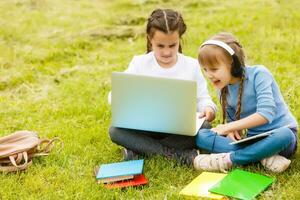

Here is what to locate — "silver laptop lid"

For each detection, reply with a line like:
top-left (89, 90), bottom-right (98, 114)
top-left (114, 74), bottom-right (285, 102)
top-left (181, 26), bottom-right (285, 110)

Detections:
top-left (111, 72), bottom-right (197, 136)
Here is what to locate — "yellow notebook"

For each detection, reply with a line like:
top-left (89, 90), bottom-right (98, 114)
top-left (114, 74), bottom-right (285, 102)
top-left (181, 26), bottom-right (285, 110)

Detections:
top-left (180, 172), bottom-right (228, 199)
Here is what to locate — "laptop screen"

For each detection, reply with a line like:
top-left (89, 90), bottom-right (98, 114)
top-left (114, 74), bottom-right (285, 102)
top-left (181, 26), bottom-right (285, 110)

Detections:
top-left (111, 72), bottom-right (197, 136)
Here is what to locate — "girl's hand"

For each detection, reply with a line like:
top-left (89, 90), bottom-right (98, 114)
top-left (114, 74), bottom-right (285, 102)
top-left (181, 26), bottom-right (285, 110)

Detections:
top-left (211, 124), bottom-right (231, 136)
top-left (198, 107), bottom-right (215, 122)
top-left (226, 131), bottom-right (242, 142)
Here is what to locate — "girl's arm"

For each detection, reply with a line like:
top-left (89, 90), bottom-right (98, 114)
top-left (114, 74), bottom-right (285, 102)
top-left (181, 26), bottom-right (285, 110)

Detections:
top-left (213, 67), bottom-right (276, 135)
top-left (212, 113), bottom-right (268, 135)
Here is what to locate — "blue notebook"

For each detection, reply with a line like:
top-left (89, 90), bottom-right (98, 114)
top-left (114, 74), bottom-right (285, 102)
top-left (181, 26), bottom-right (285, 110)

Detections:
top-left (96, 159), bottom-right (144, 180)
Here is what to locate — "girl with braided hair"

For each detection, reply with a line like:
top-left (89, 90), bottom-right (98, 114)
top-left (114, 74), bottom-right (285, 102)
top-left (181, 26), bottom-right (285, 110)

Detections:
top-left (109, 9), bottom-right (216, 166)
top-left (193, 32), bottom-right (298, 173)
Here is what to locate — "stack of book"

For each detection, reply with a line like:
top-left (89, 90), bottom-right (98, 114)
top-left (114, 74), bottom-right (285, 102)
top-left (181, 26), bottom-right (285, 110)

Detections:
top-left (96, 159), bottom-right (148, 189)
top-left (180, 169), bottom-right (275, 200)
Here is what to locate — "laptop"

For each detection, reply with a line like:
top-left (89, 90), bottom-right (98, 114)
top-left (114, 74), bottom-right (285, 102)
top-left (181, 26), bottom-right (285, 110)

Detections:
top-left (111, 72), bottom-right (205, 136)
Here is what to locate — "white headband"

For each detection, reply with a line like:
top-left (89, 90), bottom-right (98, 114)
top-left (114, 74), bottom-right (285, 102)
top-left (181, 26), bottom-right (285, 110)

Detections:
top-left (200, 40), bottom-right (235, 55)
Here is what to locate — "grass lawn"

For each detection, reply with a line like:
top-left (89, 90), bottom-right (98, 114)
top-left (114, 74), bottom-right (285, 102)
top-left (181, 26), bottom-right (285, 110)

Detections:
top-left (0, 0), bottom-right (299, 199)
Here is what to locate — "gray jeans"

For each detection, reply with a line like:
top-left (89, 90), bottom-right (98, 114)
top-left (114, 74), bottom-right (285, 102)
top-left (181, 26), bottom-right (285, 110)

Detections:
top-left (109, 121), bottom-right (211, 156)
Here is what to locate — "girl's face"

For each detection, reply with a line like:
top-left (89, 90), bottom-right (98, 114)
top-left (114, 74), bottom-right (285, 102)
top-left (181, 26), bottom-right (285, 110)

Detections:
top-left (201, 61), bottom-right (240, 89)
top-left (150, 30), bottom-right (180, 68)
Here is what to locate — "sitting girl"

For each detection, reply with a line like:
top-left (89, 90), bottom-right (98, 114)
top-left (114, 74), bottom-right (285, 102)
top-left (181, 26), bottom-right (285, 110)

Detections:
top-left (108, 9), bottom-right (216, 166)
top-left (193, 32), bottom-right (298, 173)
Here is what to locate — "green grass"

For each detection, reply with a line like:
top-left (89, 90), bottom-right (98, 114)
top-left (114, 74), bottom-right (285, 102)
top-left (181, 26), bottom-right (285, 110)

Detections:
top-left (0, 0), bottom-right (299, 199)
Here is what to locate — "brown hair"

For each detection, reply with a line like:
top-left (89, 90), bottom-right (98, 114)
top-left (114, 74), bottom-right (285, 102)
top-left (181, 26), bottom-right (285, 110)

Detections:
top-left (146, 9), bottom-right (186, 53)
top-left (198, 32), bottom-right (246, 125)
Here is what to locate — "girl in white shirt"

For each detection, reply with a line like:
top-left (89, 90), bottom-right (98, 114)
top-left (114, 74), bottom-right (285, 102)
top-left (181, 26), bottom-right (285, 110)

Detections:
top-left (109, 8), bottom-right (216, 166)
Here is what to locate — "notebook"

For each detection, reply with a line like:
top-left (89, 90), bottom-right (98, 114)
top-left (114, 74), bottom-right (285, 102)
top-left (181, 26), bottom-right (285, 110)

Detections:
top-left (96, 159), bottom-right (144, 183)
top-left (111, 72), bottom-right (205, 136)
top-left (104, 174), bottom-right (148, 189)
top-left (180, 172), bottom-right (228, 199)
top-left (209, 169), bottom-right (275, 200)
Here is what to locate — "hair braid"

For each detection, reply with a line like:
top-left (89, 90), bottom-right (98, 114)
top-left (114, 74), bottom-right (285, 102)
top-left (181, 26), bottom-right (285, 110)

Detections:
top-left (220, 86), bottom-right (228, 124)
top-left (234, 74), bottom-right (245, 121)
top-left (220, 75), bottom-right (245, 126)
top-left (234, 74), bottom-right (245, 135)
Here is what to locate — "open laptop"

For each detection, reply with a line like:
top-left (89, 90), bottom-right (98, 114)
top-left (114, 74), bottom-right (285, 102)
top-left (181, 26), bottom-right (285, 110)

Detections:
top-left (111, 72), bottom-right (205, 136)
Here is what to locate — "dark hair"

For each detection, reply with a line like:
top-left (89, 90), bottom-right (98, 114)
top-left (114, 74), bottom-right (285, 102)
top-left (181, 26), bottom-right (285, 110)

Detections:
top-left (198, 32), bottom-right (246, 125)
top-left (146, 8), bottom-right (186, 53)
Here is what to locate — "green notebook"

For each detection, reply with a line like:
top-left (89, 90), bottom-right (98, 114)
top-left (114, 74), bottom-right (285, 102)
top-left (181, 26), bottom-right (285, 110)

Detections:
top-left (209, 169), bottom-right (275, 200)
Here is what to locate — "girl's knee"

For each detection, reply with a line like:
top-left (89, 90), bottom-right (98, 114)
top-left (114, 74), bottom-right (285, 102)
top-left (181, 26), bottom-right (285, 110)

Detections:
top-left (196, 129), bottom-right (214, 147)
top-left (109, 126), bottom-right (121, 142)
top-left (196, 129), bottom-right (213, 138)
top-left (276, 127), bottom-right (295, 144)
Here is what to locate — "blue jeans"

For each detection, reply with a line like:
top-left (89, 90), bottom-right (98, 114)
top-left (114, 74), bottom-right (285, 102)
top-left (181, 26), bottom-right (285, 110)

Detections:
top-left (196, 127), bottom-right (298, 165)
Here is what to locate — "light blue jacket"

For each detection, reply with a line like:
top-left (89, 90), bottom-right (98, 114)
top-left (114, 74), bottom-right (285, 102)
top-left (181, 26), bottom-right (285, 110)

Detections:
top-left (224, 65), bottom-right (298, 135)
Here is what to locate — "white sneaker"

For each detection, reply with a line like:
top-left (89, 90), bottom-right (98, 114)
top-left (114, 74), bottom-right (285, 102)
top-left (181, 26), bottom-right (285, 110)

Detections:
top-left (261, 154), bottom-right (291, 173)
top-left (193, 153), bottom-right (232, 173)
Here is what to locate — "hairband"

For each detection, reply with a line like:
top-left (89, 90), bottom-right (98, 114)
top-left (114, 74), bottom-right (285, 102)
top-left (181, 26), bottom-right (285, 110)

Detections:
top-left (200, 39), bottom-right (235, 55)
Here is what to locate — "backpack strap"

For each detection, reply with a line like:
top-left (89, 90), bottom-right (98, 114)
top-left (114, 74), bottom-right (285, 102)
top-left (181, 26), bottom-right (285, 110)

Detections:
top-left (15, 153), bottom-right (23, 164)
top-left (9, 152), bottom-right (29, 168)
top-left (0, 160), bottom-right (32, 172)
top-left (0, 152), bottom-right (32, 172)
top-left (33, 137), bottom-right (63, 157)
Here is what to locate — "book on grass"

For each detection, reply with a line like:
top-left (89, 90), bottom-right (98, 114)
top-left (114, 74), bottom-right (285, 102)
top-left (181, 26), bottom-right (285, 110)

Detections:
top-left (96, 159), bottom-right (144, 183)
top-left (97, 174), bottom-right (134, 183)
top-left (209, 169), bottom-right (275, 200)
top-left (180, 172), bottom-right (228, 199)
top-left (104, 174), bottom-right (148, 189)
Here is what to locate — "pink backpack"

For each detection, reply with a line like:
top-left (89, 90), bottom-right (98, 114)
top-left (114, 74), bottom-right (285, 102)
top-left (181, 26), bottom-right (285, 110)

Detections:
top-left (0, 130), bottom-right (62, 172)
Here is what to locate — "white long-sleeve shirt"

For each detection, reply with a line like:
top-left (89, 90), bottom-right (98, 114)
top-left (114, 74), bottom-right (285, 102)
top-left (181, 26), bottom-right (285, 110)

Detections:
top-left (109, 51), bottom-right (216, 112)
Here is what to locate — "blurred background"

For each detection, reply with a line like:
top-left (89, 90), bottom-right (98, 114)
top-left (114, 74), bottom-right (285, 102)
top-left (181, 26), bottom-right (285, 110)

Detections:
top-left (0, 0), bottom-right (299, 199)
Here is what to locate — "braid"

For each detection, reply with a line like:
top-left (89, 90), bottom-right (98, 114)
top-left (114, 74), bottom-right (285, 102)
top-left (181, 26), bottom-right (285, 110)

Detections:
top-left (220, 74), bottom-right (244, 125)
top-left (176, 12), bottom-right (183, 53)
top-left (235, 74), bottom-right (245, 136)
top-left (234, 74), bottom-right (245, 121)
top-left (220, 86), bottom-right (228, 124)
